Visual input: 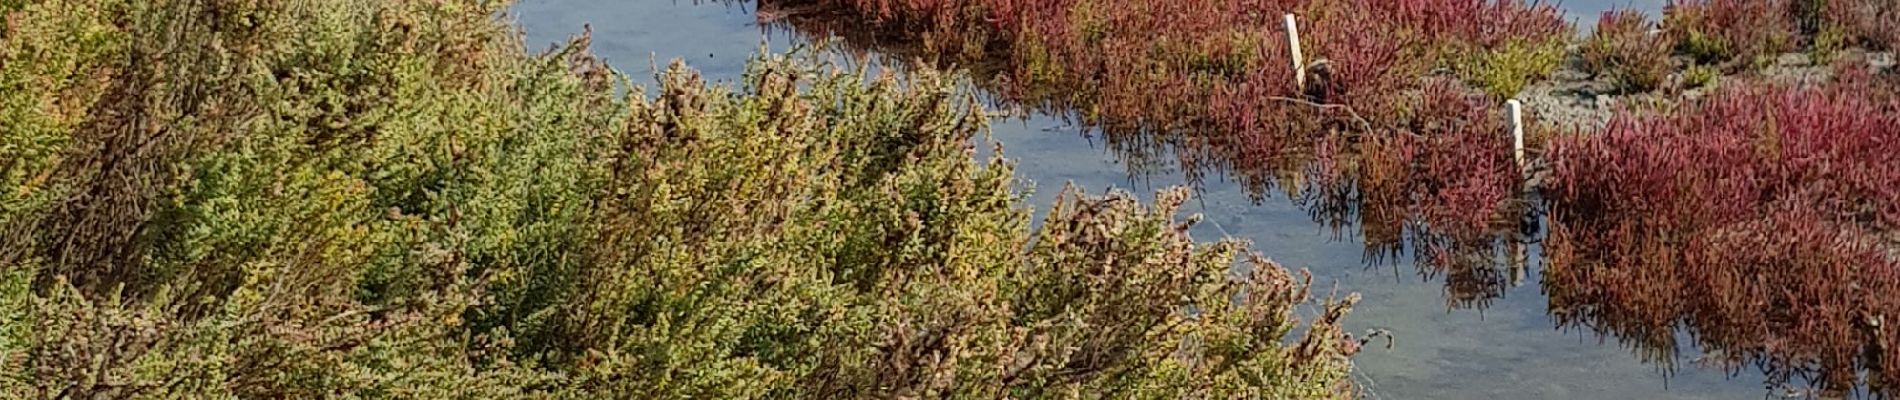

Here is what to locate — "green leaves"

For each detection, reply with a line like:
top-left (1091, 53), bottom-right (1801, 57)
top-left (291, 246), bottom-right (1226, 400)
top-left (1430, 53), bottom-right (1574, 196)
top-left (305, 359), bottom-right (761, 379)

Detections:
top-left (0, 0), bottom-right (1357, 397)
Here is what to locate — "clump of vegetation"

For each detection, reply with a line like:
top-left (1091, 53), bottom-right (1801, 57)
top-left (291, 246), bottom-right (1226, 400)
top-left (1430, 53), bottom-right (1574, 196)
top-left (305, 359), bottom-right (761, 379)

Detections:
top-left (1453, 38), bottom-right (1568, 98)
top-left (1663, 0), bottom-right (1896, 70)
top-left (1824, 0), bottom-right (1899, 50)
top-left (0, 0), bottom-right (1363, 397)
top-left (1682, 62), bottom-right (1722, 89)
top-left (1543, 73), bottom-right (1900, 397)
top-left (1666, 0), bottom-right (1797, 66)
top-left (1583, 10), bottom-right (1675, 93)
top-left (1432, 0), bottom-right (1574, 98)
top-left (1792, 0), bottom-right (1846, 64)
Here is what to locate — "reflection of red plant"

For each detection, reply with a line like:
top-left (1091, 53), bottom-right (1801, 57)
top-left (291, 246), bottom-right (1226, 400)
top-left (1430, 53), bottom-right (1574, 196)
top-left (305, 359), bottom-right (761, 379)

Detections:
top-left (1353, 133), bottom-right (1415, 263)
top-left (1545, 81), bottom-right (1900, 396)
top-left (1412, 78), bottom-right (1514, 239)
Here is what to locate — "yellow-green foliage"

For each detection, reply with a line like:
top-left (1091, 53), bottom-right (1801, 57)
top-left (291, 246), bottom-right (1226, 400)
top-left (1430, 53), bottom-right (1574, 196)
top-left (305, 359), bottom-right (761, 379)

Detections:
top-left (0, 0), bottom-right (1358, 398)
top-left (1454, 39), bottom-right (1567, 99)
top-left (0, 0), bottom-right (122, 228)
top-left (1683, 62), bottom-right (1721, 89)
top-left (1810, 25), bottom-right (1847, 64)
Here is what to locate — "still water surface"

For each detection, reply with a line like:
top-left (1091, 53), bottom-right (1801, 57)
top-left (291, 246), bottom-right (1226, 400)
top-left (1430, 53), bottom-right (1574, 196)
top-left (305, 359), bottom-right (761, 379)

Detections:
top-left (510, 1), bottom-right (1770, 398)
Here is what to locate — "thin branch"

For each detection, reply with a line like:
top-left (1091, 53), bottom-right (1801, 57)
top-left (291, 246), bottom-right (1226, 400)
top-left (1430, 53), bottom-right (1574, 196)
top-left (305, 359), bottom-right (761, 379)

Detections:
top-left (1263, 96), bottom-right (1402, 137)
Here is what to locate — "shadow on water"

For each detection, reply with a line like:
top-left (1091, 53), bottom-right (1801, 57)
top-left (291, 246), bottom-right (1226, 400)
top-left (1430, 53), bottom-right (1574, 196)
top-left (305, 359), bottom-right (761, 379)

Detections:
top-left (511, 0), bottom-right (1883, 398)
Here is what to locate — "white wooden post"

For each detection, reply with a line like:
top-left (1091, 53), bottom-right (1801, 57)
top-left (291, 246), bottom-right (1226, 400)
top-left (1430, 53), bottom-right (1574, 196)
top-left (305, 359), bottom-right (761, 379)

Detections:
top-left (1285, 14), bottom-right (1305, 90)
top-left (1506, 99), bottom-right (1525, 170)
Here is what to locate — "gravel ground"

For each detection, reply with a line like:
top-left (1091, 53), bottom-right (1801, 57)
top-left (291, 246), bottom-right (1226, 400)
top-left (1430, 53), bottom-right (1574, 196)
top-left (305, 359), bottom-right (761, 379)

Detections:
top-left (1516, 48), bottom-right (1896, 132)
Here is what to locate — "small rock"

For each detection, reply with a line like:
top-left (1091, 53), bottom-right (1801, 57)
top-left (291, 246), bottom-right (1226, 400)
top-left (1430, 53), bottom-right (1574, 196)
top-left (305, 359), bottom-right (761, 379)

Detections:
top-left (1775, 52), bottom-right (1812, 67)
top-left (1871, 52), bottom-right (1897, 72)
top-left (1681, 89), bottom-right (1704, 101)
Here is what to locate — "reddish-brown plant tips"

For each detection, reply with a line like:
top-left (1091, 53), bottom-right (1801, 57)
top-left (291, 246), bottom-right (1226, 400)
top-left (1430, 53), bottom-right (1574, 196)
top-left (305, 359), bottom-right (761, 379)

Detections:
top-left (1826, 0), bottom-right (1900, 50)
top-left (1583, 9), bottom-right (1674, 93)
top-left (1662, 0), bottom-right (1899, 67)
top-left (1544, 81), bottom-right (1900, 396)
top-left (1666, 0), bottom-right (1797, 65)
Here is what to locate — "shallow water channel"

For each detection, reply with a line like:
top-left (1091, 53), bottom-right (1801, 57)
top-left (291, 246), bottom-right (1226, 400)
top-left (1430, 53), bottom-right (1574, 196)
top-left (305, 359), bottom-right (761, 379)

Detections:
top-left (510, 1), bottom-right (1786, 398)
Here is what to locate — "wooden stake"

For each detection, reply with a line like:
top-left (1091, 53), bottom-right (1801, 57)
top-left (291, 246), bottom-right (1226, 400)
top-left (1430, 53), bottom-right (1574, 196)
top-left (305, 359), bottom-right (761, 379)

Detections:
top-left (1507, 99), bottom-right (1525, 170)
top-left (1285, 14), bottom-right (1304, 90)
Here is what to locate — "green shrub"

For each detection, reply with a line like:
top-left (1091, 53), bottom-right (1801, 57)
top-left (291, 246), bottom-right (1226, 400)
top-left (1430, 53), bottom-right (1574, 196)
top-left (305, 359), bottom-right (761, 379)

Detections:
top-left (1683, 62), bottom-right (1721, 89)
top-left (1455, 38), bottom-right (1568, 98)
top-left (1809, 25), bottom-right (1847, 64)
top-left (0, 0), bottom-right (1359, 397)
